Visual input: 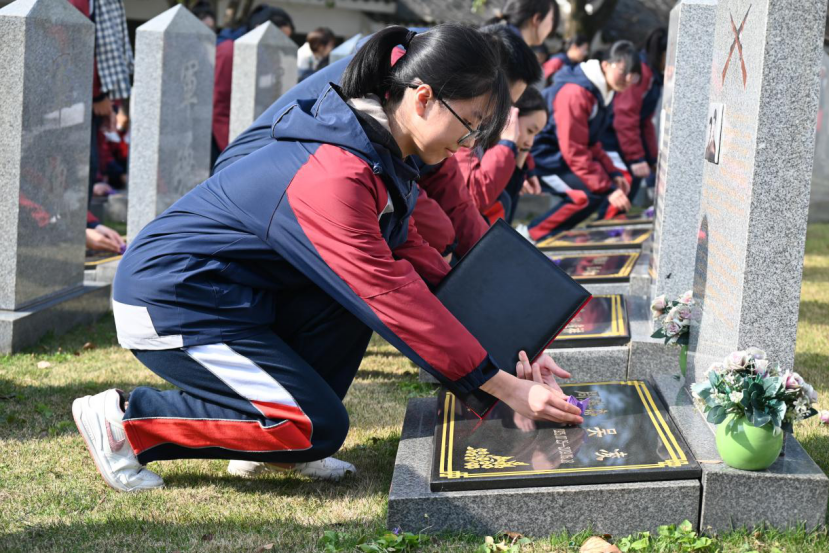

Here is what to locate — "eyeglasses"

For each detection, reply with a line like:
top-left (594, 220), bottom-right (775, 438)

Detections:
top-left (407, 84), bottom-right (482, 145)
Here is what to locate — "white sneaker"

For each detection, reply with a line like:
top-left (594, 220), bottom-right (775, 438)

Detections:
top-left (72, 389), bottom-right (164, 492)
top-left (227, 457), bottom-right (356, 482)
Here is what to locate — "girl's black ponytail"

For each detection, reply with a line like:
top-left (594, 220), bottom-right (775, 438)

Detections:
top-left (341, 24), bottom-right (512, 150)
top-left (340, 26), bottom-right (411, 100)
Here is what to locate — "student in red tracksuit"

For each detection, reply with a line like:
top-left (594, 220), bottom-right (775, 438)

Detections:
top-left (542, 34), bottom-right (590, 86)
top-left (602, 29), bottom-right (667, 189)
top-left (481, 87), bottom-right (550, 224)
top-left (72, 25), bottom-right (582, 493)
top-left (420, 23), bottom-right (545, 254)
top-left (528, 41), bottom-right (642, 241)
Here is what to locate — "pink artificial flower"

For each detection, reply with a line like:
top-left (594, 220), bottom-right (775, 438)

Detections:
top-left (666, 322), bottom-right (681, 335)
top-left (651, 295), bottom-right (667, 313)
top-left (784, 373), bottom-right (802, 390)
top-left (677, 306), bottom-right (692, 320)
top-left (680, 290), bottom-right (693, 304)
top-left (819, 411), bottom-right (829, 425)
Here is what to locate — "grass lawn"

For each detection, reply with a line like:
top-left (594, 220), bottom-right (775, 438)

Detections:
top-left (1, 224), bottom-right (828, 552)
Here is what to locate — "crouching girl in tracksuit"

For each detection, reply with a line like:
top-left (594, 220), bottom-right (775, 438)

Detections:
top-left (72, 24), bottom-right (583, 493)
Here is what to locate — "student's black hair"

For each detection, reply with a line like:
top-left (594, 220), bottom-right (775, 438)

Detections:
top-left (565, 34), bottom-right (590, 50)
top-left (191, 1), bottom-right (215, 22)
top-left (605, 40), bottom-right (641, 76)
top-left (643, 28), bottom-right (668, 74)
top-left (479, 24), bottom-right (542, 86)
top-left (341, 24), bottom-right (511, 150)
top-left (487, 0), bottom-right (559, 33)
top-left (514, 86), bottom-right (548, 118)
top-left (247, 5), bottom-right (294, 34)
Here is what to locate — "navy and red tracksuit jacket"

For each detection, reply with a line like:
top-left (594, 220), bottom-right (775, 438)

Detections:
top-left (113, 84), bottom-right (500, 397)
top-left (212, 40), bottom-right (235, 153)
top-left (542, 52), bottom-right (575, 85)
top-left (531, 64), bottom-right (621, 194)
top-left (213, 50), bottom-right (488, 259)
top-left (603, 52), bottom-right (662, 166)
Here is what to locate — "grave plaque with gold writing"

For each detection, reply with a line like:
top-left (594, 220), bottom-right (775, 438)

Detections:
top-left (537, 227), bottom-right (652, 251)
top-left (548, 253), bottom-right (639, 283)
top-left (549, 294), bottom-right (630, 348)
top-left (431, 381), bottom-right (700, 491)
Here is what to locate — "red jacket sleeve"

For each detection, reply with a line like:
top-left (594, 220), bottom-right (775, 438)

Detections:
top-left (212, 41), bottom-right (234, 152)
top-left (392, 215), bottom-right (452, 286)
top-left (67, 0), bottom-right (102, 99)
top-left (554, 84), bottom-right (612, 193)
top-left (591, 142), bottom-right (621, 178)
top-left (410, 185), bottom-right (457, 256)
top-left (282, 145), bottom-right (496, 391)
top-left (542, 56), bottom-right (565, 82)
top-left (419, 157), bottom-right (490, 257)
top-left (612, 62), bottom-right (653, 164)
top-left (456, 143), bottom-right (517, 212)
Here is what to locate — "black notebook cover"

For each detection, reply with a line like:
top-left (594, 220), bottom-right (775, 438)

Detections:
top-left (434, 220), bottom-right (592, 417)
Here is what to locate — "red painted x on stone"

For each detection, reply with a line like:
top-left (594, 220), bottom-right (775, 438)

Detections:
top-left (721, 4), bottom-right (752, 88)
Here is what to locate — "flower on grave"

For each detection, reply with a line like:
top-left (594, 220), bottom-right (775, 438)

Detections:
top-left (679, 290), bottom-right (693, 304)
top-left (651, 295), bottom-right (667, 317)
top-left (691, 347), bottom-right (819, 431)
top-left (819, 411), bottom-right (829, 425)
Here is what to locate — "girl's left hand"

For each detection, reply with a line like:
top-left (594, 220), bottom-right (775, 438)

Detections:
top-left (515, 350), bottom-right (571, 393)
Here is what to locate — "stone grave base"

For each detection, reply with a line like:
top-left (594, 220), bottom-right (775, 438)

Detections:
top-left (85, 259), bottom-right (121, 285)
top-left (652, 375), bottom-right (828, 533)
top-left (0, 282), bottom-right (111, 353)
top-left (388, 397), bottom-right (701, 537)
top-left (581, 251), bottom-right (651, 298)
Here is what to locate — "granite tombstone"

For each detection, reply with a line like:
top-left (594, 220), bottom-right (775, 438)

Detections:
top-left (648, 0), bottom-right (718, 302)
top-left (127, 6), bottom-right (215, 242)
top-left (228, 22), bottom-right (298, 143)
top-left (0, 0), bottom-right (111, 353)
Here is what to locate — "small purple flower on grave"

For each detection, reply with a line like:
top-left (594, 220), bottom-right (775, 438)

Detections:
top-left (820, 411), bottom-right (829, 426)
top-left (645, 206), bottom-right (655, 218)
top-left (608, 228), bottom-right (623, 237)
top-left (551, 258), bottom-right (562, 265)
top-left (392, 527), bottom-right (401, 535)
top-left (120, 243), bottom-right (127, 255)
top-left (567, 395), bottom-right (589, 416)
top-left (677, 306), bottom-right (692, 320)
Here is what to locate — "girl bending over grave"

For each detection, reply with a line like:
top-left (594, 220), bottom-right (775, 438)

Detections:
top-left (72, 24), bottom-right (583, 493)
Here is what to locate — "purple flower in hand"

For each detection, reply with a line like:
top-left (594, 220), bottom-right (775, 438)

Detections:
top-left (645, 206), bottom-right (655, 218)
top-left (119, 243), bottom-right (127, 255)
top-left (567, 395), bottom-right (589, 416)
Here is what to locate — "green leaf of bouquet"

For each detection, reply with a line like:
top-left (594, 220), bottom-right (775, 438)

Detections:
top-left (751, 410), bottom-right (772, 428)
top-left (763, 377), bottom-right (782, 396)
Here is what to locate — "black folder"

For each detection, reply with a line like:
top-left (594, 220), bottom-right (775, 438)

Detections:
top-left (433, 219), bottom-right (592, 417)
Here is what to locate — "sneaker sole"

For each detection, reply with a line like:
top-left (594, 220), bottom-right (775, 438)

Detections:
top-left (72, 396), bottom-right (163, 493)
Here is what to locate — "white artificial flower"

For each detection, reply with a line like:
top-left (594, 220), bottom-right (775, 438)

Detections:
top-left (729, 391), bottom-right (743, 403)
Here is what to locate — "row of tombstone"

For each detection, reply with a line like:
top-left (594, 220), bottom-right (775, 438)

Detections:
top-left (0, 0), bottom-right (298, 352)
top-left (403, 0), bottom-right (829, 538)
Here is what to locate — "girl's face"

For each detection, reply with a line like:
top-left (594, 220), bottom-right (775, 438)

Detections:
top-left (398, 85), bottom-right (491, 164)
top-left (517, 109), bottom-right (548, 152)
top-left (529, 8), bottom-right (555, 46)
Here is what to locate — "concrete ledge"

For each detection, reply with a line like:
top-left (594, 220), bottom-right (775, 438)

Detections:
top-left (84, 258), bottom-right (121, 285)
top-left (653, 375), bottom-right (828, 533)
top-left (0, 281), bottom-right (111, 353)
top-left (388, 397), bottom-right (701, 537)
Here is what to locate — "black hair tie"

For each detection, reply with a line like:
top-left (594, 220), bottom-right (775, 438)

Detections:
top-left (404, 30), bottom-right (417, 49)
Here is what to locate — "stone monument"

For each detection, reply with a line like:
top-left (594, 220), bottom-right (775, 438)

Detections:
top-left (649, 0), bottom-right (717, 303)
top-left (228, 22), bottom-right (298, 143)
top-left (0, 0), bottom-right (111, 353)
top-left (127, 5), bottom-right (215, 242)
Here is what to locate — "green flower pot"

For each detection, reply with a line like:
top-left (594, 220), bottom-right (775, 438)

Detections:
top-left (715, 413), bottom-right (783, 471)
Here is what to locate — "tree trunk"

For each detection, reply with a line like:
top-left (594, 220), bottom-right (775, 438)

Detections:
top-left (566, 0), bottom-right (620, 40)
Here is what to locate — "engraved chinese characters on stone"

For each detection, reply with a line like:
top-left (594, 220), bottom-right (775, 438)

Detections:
top-left (596, 449), bottom-right (628, 461)
top-left (587, 427), bottom-right (618, 438)
top-left (463, 447), bottom-right (528, 470)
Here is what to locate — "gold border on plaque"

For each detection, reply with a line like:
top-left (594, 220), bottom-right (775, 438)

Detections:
top-left (587, 217), bottom-right (653, 227)
top-left (537, 228), bottom-right (652, 249)
top-left (549, 253), bottom-right (639, 281)
top-left (438, 381), bottom-right (688, 480)
top-left (555, 294), bottom-right (626, 341)
top-left (84, 254), bottom-right (122, 268)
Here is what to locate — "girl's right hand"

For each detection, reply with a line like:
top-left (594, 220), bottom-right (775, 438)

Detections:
top-left (500, 107), bottom-right (521, 144)
top-left (480, 371), bottom-right (583, 424)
